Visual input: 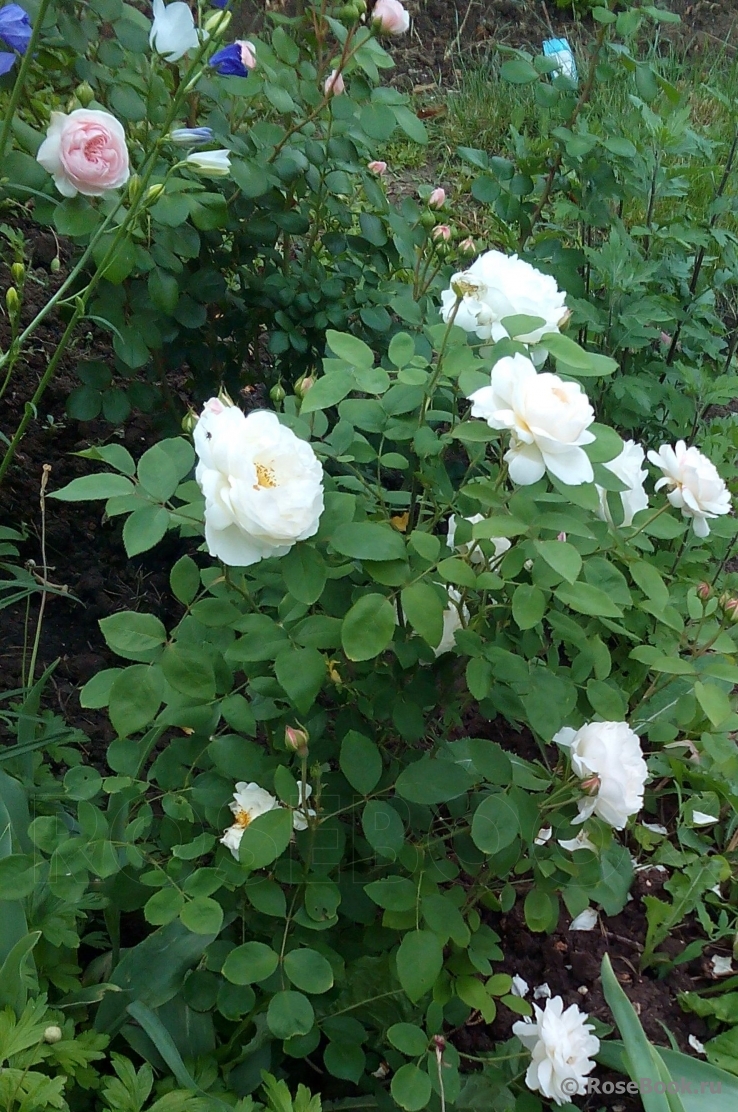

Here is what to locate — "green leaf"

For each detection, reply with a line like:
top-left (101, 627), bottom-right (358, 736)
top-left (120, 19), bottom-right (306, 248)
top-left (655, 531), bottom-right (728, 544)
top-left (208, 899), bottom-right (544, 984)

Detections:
top-left (222, 942), bottom-right (279, 985)
top-left (299, 370), bottom-right (354, 414)
top-left (391, 1064), bottom-right (432, 1111)
top-left (54, 196), bottom-right (101, 237)
top-left (283, 948), bottom-right (334, 994)
top-left (331, 522), bottom-right (406, 561)
top-left (365, 876), bottom-right (417, 911)
top-left (395, 757), bottom-right (474, 804)
top-left (162, 644), bottom-right (215, 702)
top-left (597, 1041), bottom-right (738, 1112)
top-left (467, 739), bottom-right (512, 785)
top-left (340, 731), bottom-right (382, 795)
top-left (694, 681), bottom-right (732, 727)
top-left (144, 888), bottom-right (184, 926)
top-left (267, 990), bottom-right (315, 1039)
top-left (388, 1023), bottom-right (429, 1057)
top-left (341, 594), bottom-right (396, 661)
top-left (396, 931), bottom-right (443, 1002)
top-left (324, 1041), bottom-right (365, 1082)
top-left (123, 504), bottom-right (169, 557)
top-left (109, 665), bottom-right (163, 737)
top-left (555, 581), bottom-right (623, 618)
top-left (523, 888), bottom-right (559, 932)
top-left (388, 333), bottom-right (416, 368)
top-left (500, 58), bottom-right (540, 84)
top-left (362, 800), bottom-right (405, 859)
top-left (401, 582), bottom-right (445, 647)
top-left (0, 931), bottom-right (40, 1014)
top-left (237, 807), bottom-right (293, 870)
top-left (326, 330), bottom-right (375, 367)
top-left (471, 793), bottom-right (519, 854)
top-left (99, 612), bottom-right (167, 662)
top-left (275, 647), bottom-right (325, 714)
top-left (512, 584), bottom-right (546, 629)
top-left (170, 555), bottom-right (200, 606)
top-left (534, 540), bottom-right (582, 583)
top-left (49, 474), bottom-right (134, 501)
top-left (282, 545), bottom-right (327, 605)
top-left (137, 443), bottom-right (180, 501)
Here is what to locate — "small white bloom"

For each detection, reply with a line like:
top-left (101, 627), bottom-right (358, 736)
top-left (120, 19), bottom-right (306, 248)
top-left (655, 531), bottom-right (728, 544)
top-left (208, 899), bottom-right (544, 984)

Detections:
top-left (558, 828), bottom-right (597, 854)
top-left (434, 587), bottom-right (468, 656)
top-left (533, 983), bottom-right (552, 1000)
top-left (469, 353), bottom-right (595, 487)
top-left (692, 811), bottom-right (719, 826)
top-left (554, 722), bottom-right (648, 831)
top-left (511, 975), bottom-right (530, 997)
top-left (710, 955), bottom-right (733, 977)
top-left (149, 0), bottom-right (200, 61)
top-left (194, 401), bottom-right (324, 567)
top-left (534, 826), bottom-right (553, 846)
top-left (447, 513), bottom-right (511, 567)
top-left (513, 996), bottom-right (599, 1106)
top-left (689, 1035), bottom-right (706, 1055)
top-left (596, 440), bottom-right (649, 527)
top-left (186, 148), bottom-right (231, 177)
top-left (292, 783), bottom-right (317, 832)
top-left (569, 908), bottom-right (598, 932)
top-left (441, 250), bottom-right (568, 346)
top-left (221, 781), bottom-right (280, 859)
top-left (647, 440), bottom-right (731, 538)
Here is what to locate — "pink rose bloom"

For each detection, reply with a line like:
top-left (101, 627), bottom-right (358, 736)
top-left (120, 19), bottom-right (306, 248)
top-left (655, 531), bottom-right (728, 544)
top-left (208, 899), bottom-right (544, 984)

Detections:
top-left (429, 187), bottom-right (446, 209)
top-left (432, 224), bottom-right (451, 242)
top-left (239, 40), bottom-right (257, 69)
top-left (372, 0), bottom-right (410, 34)
top-left (37, 109), bottom-right (130, 198)
top-left (368, 160), bottom-right (387, 175)
top-left (324, 69), bottom-right (345, 96)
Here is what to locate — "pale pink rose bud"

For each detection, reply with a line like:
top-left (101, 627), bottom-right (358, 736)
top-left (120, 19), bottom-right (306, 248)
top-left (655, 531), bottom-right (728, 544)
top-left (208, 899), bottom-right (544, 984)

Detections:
top-left (428, 187), bottom-right (446, 209)
top-left (368, 159), bottom-right (387, 175)
top-left (324, 69), bottom-right (345, 96)
top-left (36, 109), bottom-right (130, 198)
top-left (459, 236), bottom-right (476, 256)
top-left (724, 597), bottom-right (738, 622)
top-left (372, 0), bottom-right (410, 34)
top-left (295, 374), bottom-right (315, 398)
top-left (697, 581), bottom-right (712, 601)
top-left (432, 224), bottom-right (451, 242)
top-left (239, 40), bottom-right (257, 69)
top-left (557, 531), bottom-right (567, 542)
top-left (581, 775), bottom-right (601, 795)
top-left (660, 331), bottom-right (672, 347)
top-left (285, 725), bottom-right (309, 757)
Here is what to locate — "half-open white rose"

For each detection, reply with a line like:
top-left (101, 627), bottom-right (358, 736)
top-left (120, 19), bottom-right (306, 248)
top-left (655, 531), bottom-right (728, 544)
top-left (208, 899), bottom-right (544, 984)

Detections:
top-left (468, 353), bottom-right (595, 486)
top-left (513, 995), bottom-right (599, 1106)
top-left (554, 721), bottom-right (648, 830)
top-left (648, 440), bottom-right (731, 537)
top-left (194, 400), bottom-right (324, 567)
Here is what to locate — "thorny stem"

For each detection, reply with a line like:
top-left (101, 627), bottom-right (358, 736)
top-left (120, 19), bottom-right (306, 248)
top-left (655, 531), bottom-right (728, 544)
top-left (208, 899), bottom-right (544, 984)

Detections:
top-left (519, 19), bottom-right (608, 250)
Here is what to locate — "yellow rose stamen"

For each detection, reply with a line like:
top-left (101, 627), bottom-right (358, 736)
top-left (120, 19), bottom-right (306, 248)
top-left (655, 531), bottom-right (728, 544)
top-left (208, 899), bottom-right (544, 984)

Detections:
top-left (255, 463), bottom-right (277, 489)
top-left (233, 808), bottom-right (252, 828)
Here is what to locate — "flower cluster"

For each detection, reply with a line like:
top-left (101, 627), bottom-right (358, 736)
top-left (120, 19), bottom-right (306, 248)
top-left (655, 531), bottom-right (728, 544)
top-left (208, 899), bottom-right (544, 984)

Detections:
top-left (193, 399), bottom-right (325, 567)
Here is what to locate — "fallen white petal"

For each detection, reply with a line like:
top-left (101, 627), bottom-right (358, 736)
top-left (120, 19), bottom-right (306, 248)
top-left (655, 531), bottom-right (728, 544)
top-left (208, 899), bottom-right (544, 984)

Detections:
top-left (533, 982), bottom-right (551, 1000)
top-left (689, 1035), bottom-right (706, 1055)
top-left (692, 811), bottom-right (719, 825)
top-left (534, 826), bottom-right (552, 846)
top-left (642, 821), bottom-right (667, 835)
top-left (510, 974), bottom-right (529, 997)
top-left (711, 955), bottom-right (733, 977)
top-left (569, 908), bottom-right (598, 931)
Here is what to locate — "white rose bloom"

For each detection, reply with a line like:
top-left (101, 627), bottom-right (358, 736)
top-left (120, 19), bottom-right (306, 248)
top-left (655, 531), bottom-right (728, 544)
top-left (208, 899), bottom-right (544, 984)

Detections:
top-left (512, 996), bottom-right (599, 1106)
top-left (447, 513), bottom-right (511, 567)
top-left (221, 781), bottom-right (280, 859)
top-left (554, 721), bottom-right (648, 831)
top-left (596, 440), bottom-right (649, 527)
top-left (434, 587), bottom-right (469, 656)
top-left (647, 440), bottom-right (731, 538)
top-left (149, 0), bottom-right (200, 61)
top-left (194, 399), bottom-right (324, 567)
top-left (469, 353), bottom-right (595, 487)
top-left (441, 250), bottom-right (568, 346)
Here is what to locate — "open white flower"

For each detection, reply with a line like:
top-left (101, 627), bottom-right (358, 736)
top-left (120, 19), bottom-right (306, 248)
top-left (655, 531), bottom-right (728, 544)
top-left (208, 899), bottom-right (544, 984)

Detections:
top-left (434, 587), bottom-right (469, 656)
top-left (469, 353), bottom-right (595, 486)
top-left (185, 149), bottom-right (231, 177)
top-left (441, 250), bottom-right (568, 348)
top-left (194, 400), bottom-right (324, 567)
top-left (149, 0), bottom-right (200, 61)
top-left (554, 721), bottom-right (648, 831)
top-left (596, 440), bottom-right (649, 527)
top-left (648, 440), bottom-right (731, 538)
top-left (221, 781), bottom-right (280, 859)
top-left (447, 513), bottom-right (511, 567)
top-left (513, 996), bottom-right (599, 1106)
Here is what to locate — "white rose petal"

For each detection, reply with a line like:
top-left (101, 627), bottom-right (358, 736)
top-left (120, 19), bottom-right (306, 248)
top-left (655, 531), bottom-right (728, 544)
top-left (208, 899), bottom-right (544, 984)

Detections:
top-left (513, 996), bottom-right (599, 1106)
top-left (689, 1035), bottom-right (706, 1055)
top-left (533, 982), bottom-right (552, 1000)
top-left (434, 587), bottom-right (469, 656)
top-left (558, 829), bottom-right (598, 854)
top-left (149, 0), bottom-right (200, 61)
top-left (447, 513), bottom-right (511, 567)
top-left (220, 781), bottom-right (280, 860)
top-left (692, 811), bottom-right (719, 826)
top-left (642, 822), bottom-right (668, 835)
top-left (569, 908), bottom-right (598, 932)
top-left (554, 721), bottom-right (648, 830)
top-left (194, 400), bottom-right (324, 567)
top-left (441, 250), bottom-right (568, 346)
top-left (534, 826), bottom-right (553, 846)
top-left (648, 440), bottom-right (731, 537)
top-left (710, 955), bottom-right (733, 977)
top-left (292, 783), bottom-right (316, 832)
top-left (468, 354), bottom-right (595, 487)
top-left (596, 440), bottom-right (649, 527)
top-left (511, 975), bottom-right (530, 998)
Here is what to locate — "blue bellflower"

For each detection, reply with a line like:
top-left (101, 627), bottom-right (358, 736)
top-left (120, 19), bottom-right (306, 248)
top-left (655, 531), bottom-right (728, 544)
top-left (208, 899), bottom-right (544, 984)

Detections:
top-left (0, 3), bottom-right (31, 75)
top-left (169, 126), bottom-right (215, 146)
top-left (209, 41), bottom-right (250, 77)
